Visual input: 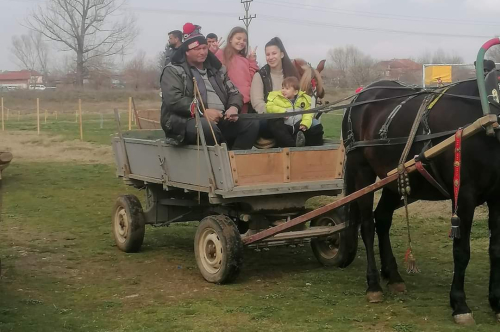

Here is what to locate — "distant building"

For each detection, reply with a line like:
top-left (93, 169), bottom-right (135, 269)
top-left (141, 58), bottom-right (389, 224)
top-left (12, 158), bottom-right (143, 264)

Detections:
top-left (0, 70), bottom-right (43, 89)
top-left (375, 59), bottom-right (422, 84)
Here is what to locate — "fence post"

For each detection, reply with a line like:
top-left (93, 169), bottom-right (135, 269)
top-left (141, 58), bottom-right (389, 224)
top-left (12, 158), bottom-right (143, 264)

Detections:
top-left (37, 98), bottom-right (40, 135)
top-left (128, 96), bottom-right (132, 130)
top-left (1, 97), bottom-right (4, 131)
top-left (44, 109), bottom-right (47, 124)
top-left (79, 99), bottom-right (83, 141)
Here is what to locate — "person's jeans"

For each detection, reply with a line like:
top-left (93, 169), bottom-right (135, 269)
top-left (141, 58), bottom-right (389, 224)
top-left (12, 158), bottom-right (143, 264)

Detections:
top-left (185, 117), bottom-right (260, 150)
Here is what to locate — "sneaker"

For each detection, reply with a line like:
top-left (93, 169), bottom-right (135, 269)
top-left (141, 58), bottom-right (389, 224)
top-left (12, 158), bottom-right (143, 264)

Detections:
top-left (295, 131), bottom-right (306, 147)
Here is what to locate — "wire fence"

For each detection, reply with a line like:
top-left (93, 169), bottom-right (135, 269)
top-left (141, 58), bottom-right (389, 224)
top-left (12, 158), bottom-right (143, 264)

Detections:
top-left (0, 97), bottom-right (157, 144)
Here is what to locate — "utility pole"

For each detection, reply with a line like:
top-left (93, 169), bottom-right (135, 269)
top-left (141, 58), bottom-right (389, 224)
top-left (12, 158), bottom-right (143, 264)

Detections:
top-left (239, 0), bottom-right (256, 47)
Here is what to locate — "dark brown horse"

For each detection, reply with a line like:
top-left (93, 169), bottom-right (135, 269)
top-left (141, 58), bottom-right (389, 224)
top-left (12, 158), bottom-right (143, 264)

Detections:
top-left (342, 78), bottom-right (500, 324)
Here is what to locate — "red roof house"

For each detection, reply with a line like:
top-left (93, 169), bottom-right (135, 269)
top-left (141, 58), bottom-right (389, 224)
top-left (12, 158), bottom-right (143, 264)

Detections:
top-left (0, 70), bottom-right (43, 89)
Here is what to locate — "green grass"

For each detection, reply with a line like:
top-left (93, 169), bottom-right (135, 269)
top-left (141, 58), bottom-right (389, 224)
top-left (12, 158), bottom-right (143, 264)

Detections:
top-left (0, 162), bottom-right (498, 331)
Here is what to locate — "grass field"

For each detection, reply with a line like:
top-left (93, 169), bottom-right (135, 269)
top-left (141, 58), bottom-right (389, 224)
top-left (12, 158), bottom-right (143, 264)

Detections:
top-left (0, 96), bottom-right (498, 331)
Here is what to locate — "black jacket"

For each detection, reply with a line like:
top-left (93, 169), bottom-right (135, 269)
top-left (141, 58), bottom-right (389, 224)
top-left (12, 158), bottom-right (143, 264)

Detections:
top-left (160, 49), bottom-right (243, 144)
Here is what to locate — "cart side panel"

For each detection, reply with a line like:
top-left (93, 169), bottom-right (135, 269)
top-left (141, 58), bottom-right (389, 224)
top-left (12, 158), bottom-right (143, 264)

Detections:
top-left (112, 138), bottom-right (125, 176)
top-left (161, 145), bottom-right (211, 188)
top-left (229, 145), bottom-right (345, 187)
top-left (124, 140), bottom-right (163, 180)
top-left (229, 151), bottom-right (286, 186)
top-left (289, 149), bottom-right (344, 182)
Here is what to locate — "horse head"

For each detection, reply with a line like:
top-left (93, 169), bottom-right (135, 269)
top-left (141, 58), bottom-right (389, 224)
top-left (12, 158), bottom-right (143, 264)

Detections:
top-left (293, 58), bottom-right (326, 100)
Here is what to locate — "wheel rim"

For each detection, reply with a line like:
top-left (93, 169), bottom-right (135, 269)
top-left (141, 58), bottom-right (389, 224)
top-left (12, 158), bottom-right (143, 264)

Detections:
top-left (114, 207), bottom-right (129, 244)
top-left (198, 227), bottom-right (223, 275)
top-left (314, 215), bottom-right (340, 259)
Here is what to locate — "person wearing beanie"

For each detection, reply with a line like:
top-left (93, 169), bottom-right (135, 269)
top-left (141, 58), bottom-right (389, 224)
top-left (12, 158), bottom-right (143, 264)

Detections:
top-left (160, 23), bottom-right (259, 150)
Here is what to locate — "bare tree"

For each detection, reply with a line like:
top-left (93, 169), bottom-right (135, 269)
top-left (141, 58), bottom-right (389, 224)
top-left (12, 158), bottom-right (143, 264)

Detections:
top-left (26, 0), bottom-right (138, 87)
top-left (417, 49), bottom-right (463, 64)
top-left (11, 34), bottom-right (37, 72)
top-left (11, 31), bottom-right (50, 85)
top-left (123, 51), bottom-right (159, 90)
top-left (327, 45), bottom-right (380, 88)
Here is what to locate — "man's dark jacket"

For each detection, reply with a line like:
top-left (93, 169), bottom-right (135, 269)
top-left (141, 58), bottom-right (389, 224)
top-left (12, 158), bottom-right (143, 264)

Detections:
top-left (160, 49), bottom-right (243, 144)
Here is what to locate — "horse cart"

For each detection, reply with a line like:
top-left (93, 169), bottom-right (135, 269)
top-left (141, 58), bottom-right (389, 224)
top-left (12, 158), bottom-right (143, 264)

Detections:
top-left (112, 38), bottom-right (500, 287)
top-left (111, 124), bottom-right (355, 283)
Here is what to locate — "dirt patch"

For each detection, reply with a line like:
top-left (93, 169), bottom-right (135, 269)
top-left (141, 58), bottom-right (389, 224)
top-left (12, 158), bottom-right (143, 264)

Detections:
top-left (0, 130), bottom-right (113, 164)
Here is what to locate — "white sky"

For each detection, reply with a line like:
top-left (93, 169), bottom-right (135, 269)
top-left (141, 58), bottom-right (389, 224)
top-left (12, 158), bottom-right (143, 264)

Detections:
top-left (1, 0), bottom-right (500, 70)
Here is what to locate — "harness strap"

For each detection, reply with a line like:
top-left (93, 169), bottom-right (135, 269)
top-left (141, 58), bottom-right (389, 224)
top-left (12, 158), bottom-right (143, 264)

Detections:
top-left (346, 129), bottom-right (457, 153)
top-left (415, 160), bottom-right (450, 198)
top-left (379, 95), bottom-right (419, 139)
top-left (450, 128), bottom-right (464, 239)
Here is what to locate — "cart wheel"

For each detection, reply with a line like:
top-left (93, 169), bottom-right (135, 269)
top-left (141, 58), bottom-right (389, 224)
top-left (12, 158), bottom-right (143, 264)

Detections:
top-left (112, 195), bottom-right (146, 253)
top-left (194, 215), bottom-right (243, 284)
top-left (310, 207), bottom-right (357, 267)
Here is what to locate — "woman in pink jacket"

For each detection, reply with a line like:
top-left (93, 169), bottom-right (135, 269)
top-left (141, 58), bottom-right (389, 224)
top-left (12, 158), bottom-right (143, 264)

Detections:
top-left (216, 27), bottom-right (258, 114)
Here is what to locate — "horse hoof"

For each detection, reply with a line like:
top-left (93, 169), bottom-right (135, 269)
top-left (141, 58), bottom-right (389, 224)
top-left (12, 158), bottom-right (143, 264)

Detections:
top-left (366, 291), bottom-right (383, 303)
top-left (453, 313), bottom-right (475, 325)
top-left (388, 283), bottom-right (407, 294)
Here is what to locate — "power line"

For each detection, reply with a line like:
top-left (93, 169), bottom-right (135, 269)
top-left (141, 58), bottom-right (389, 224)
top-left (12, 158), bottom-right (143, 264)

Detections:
top-left (124, 5), bottom-right (494, 39)
top-left (254, 0), bottom-right (500, 27)
top-left (258, 14), bottom-right (495, 39)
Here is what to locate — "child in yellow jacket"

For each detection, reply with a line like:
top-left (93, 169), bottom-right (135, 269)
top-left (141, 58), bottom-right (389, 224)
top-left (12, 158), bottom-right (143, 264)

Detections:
top-left (266, 76), bottom-right (323, 147)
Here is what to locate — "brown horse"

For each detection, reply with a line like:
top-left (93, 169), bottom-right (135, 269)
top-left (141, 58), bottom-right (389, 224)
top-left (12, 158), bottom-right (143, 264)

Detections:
top-left (293, 58), bottom-right (326, 101)
top-left (342, 78), bottom-right (500, 324)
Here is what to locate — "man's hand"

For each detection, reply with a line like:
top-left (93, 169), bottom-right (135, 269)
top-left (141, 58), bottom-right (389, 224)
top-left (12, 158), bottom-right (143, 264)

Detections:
top-left (299, 125), bottom-right (307, 131)
top-left (204, 109), bottom-right (223, 123)
top-left (209, 38), bottom-right (225, 53)
top-left (224, 106), bottom-right (239, 122)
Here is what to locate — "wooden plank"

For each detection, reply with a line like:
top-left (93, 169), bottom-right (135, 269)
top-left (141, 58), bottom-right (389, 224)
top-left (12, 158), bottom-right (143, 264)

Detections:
top-left (229, 152), bottom-right (239, 185)
top-left (231, 152), bottom-right (285, 186)
top-left (283, 148), bottom-right (290, 183)
top-left (388, 114), bottom-right (497, 176)
top-left (289, 149), bottom-right (339, 182)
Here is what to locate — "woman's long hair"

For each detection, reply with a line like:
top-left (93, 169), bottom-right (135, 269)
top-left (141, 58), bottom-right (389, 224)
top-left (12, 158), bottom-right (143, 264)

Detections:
top-left (265, 37), bottom-right (299, 79)
top-left (223, 27), bottom-right (248, 69)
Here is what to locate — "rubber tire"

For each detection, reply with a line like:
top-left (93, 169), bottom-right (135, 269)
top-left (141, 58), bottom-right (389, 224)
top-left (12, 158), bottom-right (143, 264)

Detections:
top-left (194, 215), bottom-right (243, 284)
top-left (310, 207), bottom-right (358, 268)
top-left (112, 195), bottom-right (146, 253)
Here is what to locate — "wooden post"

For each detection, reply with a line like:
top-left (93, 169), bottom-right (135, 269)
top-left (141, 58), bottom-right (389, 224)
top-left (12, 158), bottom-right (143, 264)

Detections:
top-left (79, 99), bottom-right (83, 141)
top-left (128, 96), bottom-right (132, 130)
top-left (44, 109), bottom-right (47, 124)
top-left (37, 98), bottom-right (40, 135)
top-left (1, 97), bottom-right (4, 131)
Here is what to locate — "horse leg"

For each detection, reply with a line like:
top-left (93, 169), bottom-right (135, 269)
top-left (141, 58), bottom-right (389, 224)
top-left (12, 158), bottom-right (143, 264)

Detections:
top-left (487, 200), bottom-right (500, 322)
top-left (345, 154), bottom-right (381, 302)
top-left (450, 194), bottom-right (475, 325)
top-left (374, 188), bottom-right (406, 293)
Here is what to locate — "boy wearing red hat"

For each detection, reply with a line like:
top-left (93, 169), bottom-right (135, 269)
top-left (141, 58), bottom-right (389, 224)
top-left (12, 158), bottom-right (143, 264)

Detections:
top-left (160, 23), bottom-right (259, 149)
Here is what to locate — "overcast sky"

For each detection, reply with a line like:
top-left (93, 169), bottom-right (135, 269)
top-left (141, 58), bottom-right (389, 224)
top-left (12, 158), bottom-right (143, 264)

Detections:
top-left (1, 0), bottom-right (500, 70)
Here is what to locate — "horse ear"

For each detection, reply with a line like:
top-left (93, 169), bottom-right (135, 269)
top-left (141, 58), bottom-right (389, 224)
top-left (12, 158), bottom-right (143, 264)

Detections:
top-left (317, 60), bottom-right (326, 73)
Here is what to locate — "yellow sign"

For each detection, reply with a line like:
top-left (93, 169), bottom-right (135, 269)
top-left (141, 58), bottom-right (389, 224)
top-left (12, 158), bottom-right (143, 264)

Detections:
top-left (425, 66), bottom-right (452, 85)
